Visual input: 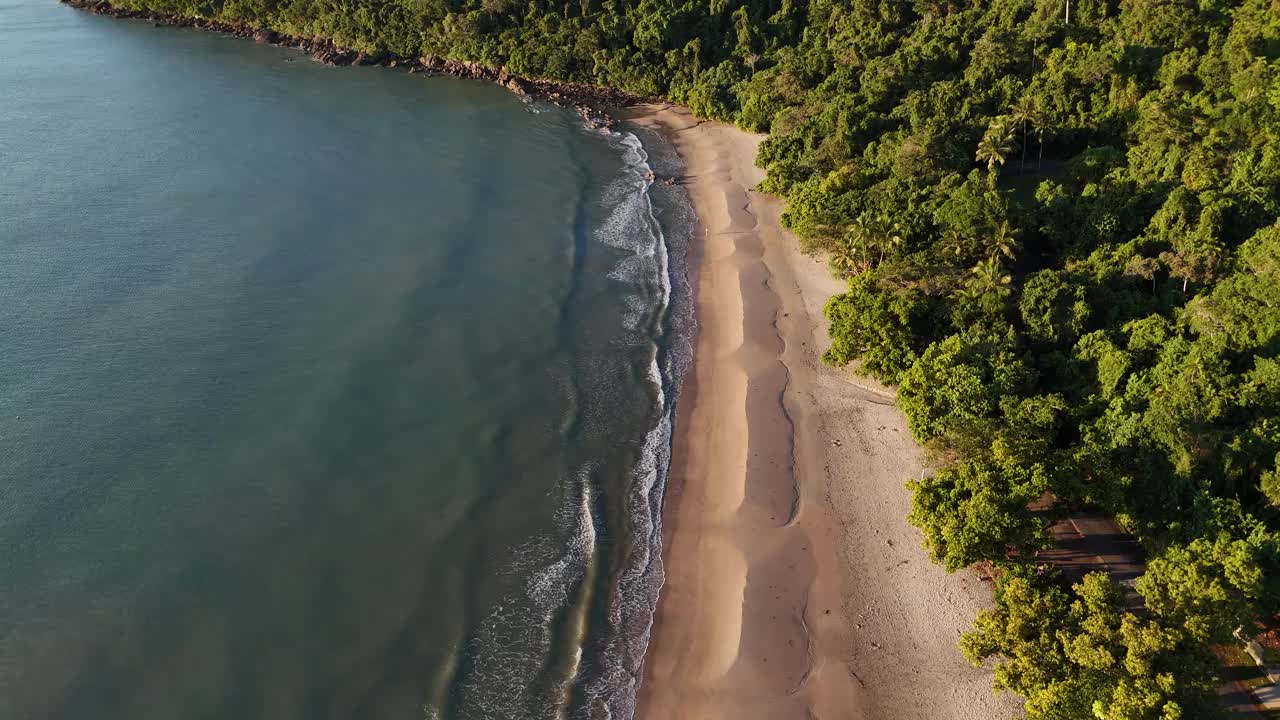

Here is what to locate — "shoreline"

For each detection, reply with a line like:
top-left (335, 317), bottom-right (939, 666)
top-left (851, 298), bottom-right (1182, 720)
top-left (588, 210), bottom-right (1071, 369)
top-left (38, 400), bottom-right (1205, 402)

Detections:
top-left (50, 5), bottom-right (1014, 710)
top-left (625, 104), bottom-right (1022, 719)
top-left (61, 0), bottom-right (654, 129)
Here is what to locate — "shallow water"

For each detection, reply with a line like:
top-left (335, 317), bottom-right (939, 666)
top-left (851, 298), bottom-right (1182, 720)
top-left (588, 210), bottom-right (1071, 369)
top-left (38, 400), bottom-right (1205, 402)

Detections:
top-left (0, 2), bottom-right (692, 718)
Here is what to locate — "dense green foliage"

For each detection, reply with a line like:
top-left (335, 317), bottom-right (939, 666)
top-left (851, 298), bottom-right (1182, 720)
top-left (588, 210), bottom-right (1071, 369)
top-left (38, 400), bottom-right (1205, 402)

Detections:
top-left (101, 0), bottom-right (806, 106)
top-left (95, 0), bottom-right (1280, 713)
top-left (963, 569), bottom-right (1221, 720)
top-left (907, 456), bottom-right (1051, 571)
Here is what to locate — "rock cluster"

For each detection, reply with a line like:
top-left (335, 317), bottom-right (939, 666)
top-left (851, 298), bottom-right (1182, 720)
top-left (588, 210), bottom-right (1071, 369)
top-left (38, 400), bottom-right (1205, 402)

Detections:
top-left (63, 0), bottom-right (653, 131)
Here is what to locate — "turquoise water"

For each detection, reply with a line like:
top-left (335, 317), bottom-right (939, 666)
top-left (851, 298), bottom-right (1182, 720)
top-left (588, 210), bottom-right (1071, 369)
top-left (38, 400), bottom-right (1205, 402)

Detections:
top-left (0, 2), bottom-right (692, 718)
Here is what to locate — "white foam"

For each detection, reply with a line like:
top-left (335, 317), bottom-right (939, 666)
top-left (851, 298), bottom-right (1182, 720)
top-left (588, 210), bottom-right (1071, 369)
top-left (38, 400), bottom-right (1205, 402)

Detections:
top-left (453, 468), bottom-right (598, 719)
top-left (569, 128), bottom-right (690, 720)
top-left (594, 132), bottom-right (674, 343)
top-left (576, 396), bottom-right (670, 720)
top-left (448, 123), bottom-right (693, 720)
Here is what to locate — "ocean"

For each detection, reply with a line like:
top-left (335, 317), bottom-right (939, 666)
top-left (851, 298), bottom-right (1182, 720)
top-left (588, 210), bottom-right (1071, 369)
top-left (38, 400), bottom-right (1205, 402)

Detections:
top-left (0, 1), bottom-right (693, 718)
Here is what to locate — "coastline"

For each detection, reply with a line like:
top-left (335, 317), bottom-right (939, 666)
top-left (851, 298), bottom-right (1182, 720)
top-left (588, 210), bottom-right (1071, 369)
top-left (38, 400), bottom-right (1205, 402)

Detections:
top-left (48, 4), bottom-right (1015, 711)
top-left (46, 3), bottom-right (1280, 716)
top-left (62, 0), bottom-right (651, 129)
top-left (626, 104), bottom-right (1022, 720)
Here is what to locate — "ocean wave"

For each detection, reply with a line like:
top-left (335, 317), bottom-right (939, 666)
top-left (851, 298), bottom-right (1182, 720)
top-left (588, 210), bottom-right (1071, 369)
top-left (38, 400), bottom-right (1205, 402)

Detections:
top-left (425, 119), bottom-right (694, 720)
top-left (440, 467), bottom-right (598, 720)
top-left (596, 133), bottom-right (673, 342)
top-left (571, 125), bottom-right (693, 720)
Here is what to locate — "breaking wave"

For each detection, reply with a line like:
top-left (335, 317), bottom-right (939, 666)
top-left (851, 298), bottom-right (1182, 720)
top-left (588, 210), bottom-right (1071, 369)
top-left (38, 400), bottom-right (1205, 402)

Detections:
top-left (420, 117), bottom-right (693, 720)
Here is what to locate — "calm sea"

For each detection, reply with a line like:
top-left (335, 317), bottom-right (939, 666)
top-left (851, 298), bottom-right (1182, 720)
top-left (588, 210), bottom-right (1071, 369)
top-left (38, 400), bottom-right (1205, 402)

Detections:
top-left (0, 2), bottom-right (692, 718)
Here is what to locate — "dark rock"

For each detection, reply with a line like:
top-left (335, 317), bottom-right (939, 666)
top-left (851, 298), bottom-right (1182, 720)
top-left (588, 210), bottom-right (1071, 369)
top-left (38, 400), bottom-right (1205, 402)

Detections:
top-left (62, 0), bottom-right (659, 125)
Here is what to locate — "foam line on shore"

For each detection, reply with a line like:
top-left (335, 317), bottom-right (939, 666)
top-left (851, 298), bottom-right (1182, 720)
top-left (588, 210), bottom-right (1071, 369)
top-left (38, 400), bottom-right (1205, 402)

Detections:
top-left (565, 119), bottom-right (694, 720)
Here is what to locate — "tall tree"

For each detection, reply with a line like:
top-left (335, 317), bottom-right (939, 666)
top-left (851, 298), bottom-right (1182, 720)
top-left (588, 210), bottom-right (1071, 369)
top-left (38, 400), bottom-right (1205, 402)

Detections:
top-left (1009, 98), bottom-right (1037, 173)
top-left (988, 221), bottom-right (1021, 265)
top-left (976, 118), bottom-right (1016, 189)
top-left (964, 257), bottom-right (1013, 300)
top-left (1158, 249), bottom-right (1220, 293)
top-left (1124, 255), bottom-right (1161, 294)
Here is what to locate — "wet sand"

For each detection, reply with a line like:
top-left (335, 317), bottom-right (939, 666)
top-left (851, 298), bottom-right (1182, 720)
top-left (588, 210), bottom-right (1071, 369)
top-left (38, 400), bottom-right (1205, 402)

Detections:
top-left (627, 104), bottom-right (1022, 720)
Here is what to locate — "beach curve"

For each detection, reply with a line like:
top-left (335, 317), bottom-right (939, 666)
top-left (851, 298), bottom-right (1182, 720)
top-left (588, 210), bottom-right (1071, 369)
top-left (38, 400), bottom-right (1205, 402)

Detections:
top-left (625, 104), bottom-right (1023, 720)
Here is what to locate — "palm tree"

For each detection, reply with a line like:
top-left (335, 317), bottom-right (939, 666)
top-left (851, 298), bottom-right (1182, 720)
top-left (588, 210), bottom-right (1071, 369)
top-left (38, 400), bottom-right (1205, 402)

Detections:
top-left (941, 229), bottom-right (967, 257)
top-left (865, 213), bottom-right (904, 266)
top-left (831, 234), bottom-right (862, 276)
top-left (1031, 105), bottom-right (1048, 169)
top-left (940, 229), bottom-right (970, 265)
top-left (1009, 98), bottom-right (1037, 173)
top-left (963, 257), bottom-right (1013, 299)
top-left (976, 118), bottom-right (1016, 188)
top-left (829, 237), bottom-right (858, 276)
top-left (988, 221), bottom-right (1022, 265)
top-left (831, 219), bottom-right (873, 275)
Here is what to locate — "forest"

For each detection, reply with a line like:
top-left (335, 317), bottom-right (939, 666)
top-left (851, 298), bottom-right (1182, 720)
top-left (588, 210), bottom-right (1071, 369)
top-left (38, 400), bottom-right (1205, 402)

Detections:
top-left (90, 0), bottom-right (1280, 715)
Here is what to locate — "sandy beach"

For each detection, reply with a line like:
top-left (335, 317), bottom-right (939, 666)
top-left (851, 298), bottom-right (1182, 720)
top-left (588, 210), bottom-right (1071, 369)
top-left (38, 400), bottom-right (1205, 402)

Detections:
top-left (626, 104), bottom-right (1022, 720)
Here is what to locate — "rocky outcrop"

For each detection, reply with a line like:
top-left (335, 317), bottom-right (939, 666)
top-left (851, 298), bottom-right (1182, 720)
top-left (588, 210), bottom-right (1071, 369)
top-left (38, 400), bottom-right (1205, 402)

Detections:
top-left (410, 58), bottom-right (627, 128)
top-left (62, 0), bottom-right (652, 129)
top-left (503, 77), bottom-right (528, 96)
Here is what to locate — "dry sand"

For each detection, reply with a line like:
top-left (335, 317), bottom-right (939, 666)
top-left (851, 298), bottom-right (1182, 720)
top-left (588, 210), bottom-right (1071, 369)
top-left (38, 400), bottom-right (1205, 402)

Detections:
top-left (625, 104), bottom-right (1023, 720)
